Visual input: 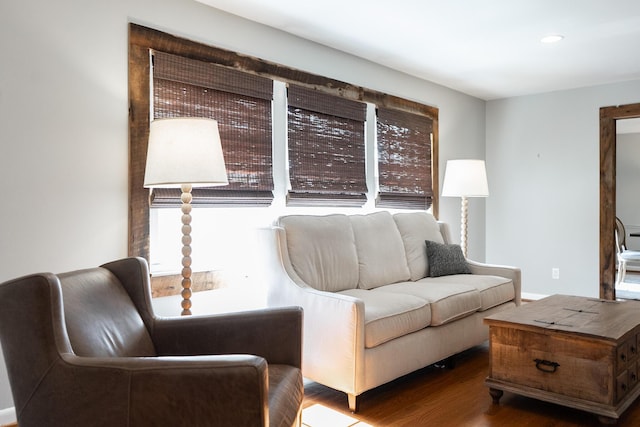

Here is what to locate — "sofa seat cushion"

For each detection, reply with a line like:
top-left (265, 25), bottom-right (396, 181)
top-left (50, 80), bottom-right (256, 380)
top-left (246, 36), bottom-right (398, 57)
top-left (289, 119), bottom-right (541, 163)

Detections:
top-left (279, 214), bottom-right (359, 292)
top-left (420, 274), bottom-right (515, 311)
top-left (339, 289), bottom-right (431, 348)
top-left (373, 281), bottom-right (481, 326)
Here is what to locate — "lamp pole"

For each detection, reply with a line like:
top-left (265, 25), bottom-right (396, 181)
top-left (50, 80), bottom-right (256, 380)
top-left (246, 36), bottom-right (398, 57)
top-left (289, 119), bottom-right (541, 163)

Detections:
top-left (460, 195), bottom-right (469, 258)
top-left (441, 159), bottom-right (489, 259)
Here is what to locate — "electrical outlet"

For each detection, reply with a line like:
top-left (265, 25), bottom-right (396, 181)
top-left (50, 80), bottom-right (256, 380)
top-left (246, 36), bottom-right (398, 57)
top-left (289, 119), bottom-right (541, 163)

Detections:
top-left (552, 268), bottom-right (560, 280)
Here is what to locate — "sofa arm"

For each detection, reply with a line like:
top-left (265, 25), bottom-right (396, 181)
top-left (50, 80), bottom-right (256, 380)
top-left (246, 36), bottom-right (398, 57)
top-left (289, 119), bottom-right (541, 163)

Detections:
top-left (466, 259), bottom-right (522, 306)
top-left (151, 306), bottom-right (303, 367)
top-left (289, 286), bottom-right (366, 396)
top-left (259, 226), bottom-right (366, 396)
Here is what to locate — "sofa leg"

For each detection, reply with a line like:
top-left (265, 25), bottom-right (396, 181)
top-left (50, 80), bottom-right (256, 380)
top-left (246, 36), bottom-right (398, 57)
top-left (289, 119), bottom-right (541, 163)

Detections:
top-left (444, 355), bottom-right (456, 369)
top-left (348, 393), bottom-right (359, 412)
top-left (434, 355), bottom-right (456, 369)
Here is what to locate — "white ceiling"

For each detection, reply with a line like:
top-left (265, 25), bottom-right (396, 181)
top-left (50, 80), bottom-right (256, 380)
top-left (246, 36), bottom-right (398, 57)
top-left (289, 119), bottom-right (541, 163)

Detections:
top-left (196, 0), bottom-right (640, 101)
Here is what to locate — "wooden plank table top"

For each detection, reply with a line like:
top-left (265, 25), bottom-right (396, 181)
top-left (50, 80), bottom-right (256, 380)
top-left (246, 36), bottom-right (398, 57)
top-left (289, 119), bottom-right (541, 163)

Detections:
top-left (484, 294), bottom-right (640, 342)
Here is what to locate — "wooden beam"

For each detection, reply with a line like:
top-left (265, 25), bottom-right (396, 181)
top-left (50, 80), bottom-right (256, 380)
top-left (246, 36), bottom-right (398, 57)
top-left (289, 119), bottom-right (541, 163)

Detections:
top-left (599, 102), bottom-right (640, 300)
top-left (129, 24), bottom-right (438, 118)
top-left (150, 270), bottom-right (225, 298)
top-left (128, 38), bottom-right (151, 260)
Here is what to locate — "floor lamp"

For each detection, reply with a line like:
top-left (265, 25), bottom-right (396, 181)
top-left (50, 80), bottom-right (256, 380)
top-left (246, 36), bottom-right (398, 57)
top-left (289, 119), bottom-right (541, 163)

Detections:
top-left (441, 159), bottom-right (489, 258)
top-left (144, 117), bottom-right (228, 315)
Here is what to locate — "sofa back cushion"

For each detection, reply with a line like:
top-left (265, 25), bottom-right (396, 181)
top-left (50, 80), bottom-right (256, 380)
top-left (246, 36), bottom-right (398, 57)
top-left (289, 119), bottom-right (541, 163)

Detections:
top-left (279, 214), bottom-right (359, 292)
top-left (350, 212), bottom-right (411, 289)
top-left (393, 212), bottom-right (445, 281)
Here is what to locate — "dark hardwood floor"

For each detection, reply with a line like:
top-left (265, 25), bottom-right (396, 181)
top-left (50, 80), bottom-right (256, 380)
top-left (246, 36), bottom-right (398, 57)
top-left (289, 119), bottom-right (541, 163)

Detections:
top-left (302, 343), bottom-right (640, 426)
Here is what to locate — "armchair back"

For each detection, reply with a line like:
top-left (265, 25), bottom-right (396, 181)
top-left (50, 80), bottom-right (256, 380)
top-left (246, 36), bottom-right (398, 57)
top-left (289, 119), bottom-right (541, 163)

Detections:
top-left (59, 267), bottom-right (156, 357)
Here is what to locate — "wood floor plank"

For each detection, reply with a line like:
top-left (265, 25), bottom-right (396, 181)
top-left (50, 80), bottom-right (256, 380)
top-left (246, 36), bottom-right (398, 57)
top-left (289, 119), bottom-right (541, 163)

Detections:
top-left (302, 343), bottom-right (640, 426)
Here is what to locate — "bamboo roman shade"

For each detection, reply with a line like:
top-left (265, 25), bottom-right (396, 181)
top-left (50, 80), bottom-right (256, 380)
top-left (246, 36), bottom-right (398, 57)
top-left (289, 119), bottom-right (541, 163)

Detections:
top-left (376, 107), bottom-right (433, 210)
top-left (151, 50), bottom-right (274, 206)
top-left (287, 85), bottom-right (368, 206)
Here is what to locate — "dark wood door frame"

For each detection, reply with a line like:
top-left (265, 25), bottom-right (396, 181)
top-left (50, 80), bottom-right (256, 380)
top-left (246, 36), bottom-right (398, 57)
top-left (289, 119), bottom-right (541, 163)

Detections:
top-left (600, 102), bottom-right (640, 300)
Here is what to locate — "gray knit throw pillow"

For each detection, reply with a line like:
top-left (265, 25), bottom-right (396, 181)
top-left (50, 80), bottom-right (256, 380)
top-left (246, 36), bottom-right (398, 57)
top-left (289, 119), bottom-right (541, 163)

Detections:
top-left (425, 240), bottom-right (471, 277)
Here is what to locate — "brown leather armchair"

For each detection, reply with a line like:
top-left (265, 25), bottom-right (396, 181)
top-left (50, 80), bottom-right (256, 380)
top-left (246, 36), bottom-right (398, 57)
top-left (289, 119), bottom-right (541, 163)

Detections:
top-left (0, 257), bottom-right (303, 427)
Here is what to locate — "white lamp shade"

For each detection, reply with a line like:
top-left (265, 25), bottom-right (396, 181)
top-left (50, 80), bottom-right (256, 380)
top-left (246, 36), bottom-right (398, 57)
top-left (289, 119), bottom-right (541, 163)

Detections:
top-left (144, 117), bottom-right (229, 188)
top-left (441, 159), bottom-right (489, 197)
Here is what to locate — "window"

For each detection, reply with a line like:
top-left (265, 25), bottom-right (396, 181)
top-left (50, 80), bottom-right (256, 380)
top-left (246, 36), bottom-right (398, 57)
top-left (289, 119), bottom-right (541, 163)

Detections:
top-left (151, 51), bottom-right (274, 207)
top-left (376, 107), bottom-right (433, 210)
top-left (287, 85), bottom-right (367, 206)
top-left (128, 24), bottom-right (439, 289)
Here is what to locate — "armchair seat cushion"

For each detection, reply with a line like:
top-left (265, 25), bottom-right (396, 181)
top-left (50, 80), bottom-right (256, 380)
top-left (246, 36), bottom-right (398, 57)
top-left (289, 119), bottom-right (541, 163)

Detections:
top-left (268, 365), bottom-right (304, 427)
top-left (339, 289), bottom-right (431, 348)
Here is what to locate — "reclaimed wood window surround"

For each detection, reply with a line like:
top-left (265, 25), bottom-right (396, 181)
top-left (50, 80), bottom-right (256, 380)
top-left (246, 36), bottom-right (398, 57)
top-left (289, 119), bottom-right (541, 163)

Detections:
top-left (128, 23), bottom-right (439, 263)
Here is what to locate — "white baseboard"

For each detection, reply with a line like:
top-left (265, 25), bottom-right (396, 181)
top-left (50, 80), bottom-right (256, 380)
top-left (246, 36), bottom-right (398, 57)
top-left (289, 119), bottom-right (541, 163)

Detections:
top-left (521, 292), bottom-right (548, 301)
top-left (0, 407), bottom-right (16, 425)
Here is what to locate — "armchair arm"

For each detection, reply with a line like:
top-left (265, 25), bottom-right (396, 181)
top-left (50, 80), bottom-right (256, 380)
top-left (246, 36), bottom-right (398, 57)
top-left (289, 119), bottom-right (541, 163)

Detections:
top-left (37, 354), bottom-right (270, 427)
top-left (466, 259), bottom-right (522, 306)
top-left (151, 306), bottom-right (303, 367)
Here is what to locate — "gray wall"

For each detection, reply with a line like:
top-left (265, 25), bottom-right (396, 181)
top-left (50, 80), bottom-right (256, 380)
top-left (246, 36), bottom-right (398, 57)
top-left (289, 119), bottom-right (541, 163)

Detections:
top-left (486, 80), bottom-right (640, 298)
top-left (0, 0), bottom-right (487, 415)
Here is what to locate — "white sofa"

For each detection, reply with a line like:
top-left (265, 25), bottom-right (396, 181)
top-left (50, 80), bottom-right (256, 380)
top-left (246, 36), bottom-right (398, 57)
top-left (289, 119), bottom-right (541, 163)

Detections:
top-left (264, 211), bottom-right (521, 411)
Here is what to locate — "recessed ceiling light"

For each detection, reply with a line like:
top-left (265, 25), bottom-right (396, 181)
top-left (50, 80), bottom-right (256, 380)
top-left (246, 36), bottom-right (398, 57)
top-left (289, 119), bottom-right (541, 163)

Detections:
top-left (540, 34), bottom-right (564, 44)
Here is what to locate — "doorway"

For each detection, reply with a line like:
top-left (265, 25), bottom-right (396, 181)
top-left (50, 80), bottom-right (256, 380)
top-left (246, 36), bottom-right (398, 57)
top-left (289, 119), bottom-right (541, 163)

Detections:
top-left (599, 102), bottom-right (640, 300)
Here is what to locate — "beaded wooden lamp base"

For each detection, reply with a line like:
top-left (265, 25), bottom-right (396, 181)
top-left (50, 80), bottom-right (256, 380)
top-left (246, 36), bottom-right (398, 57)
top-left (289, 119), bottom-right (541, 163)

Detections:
top-left (180, 184), bottom-right (193, 316)
top-left (459, 196), bottom-right (469, 258)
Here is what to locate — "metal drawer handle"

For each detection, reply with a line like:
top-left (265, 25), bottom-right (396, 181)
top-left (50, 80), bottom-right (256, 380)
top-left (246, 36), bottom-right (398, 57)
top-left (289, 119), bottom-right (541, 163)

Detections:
top-left (534, 358), bottom-right (560, 373)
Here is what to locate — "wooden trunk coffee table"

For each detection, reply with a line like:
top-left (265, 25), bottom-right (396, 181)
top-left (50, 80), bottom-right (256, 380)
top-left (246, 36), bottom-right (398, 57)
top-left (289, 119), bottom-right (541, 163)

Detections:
top-left (485, 294), bottom-right (640, 425)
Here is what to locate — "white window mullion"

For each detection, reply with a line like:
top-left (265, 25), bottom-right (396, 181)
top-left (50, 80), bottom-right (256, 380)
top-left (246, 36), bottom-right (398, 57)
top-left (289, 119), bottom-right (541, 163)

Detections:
top-left (271, 80), bottom-right (289, 208)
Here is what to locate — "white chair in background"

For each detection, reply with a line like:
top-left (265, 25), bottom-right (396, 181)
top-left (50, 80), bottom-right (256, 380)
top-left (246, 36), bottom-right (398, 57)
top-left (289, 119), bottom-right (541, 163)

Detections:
top-left (615, 217), bottom-right (640, 285)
